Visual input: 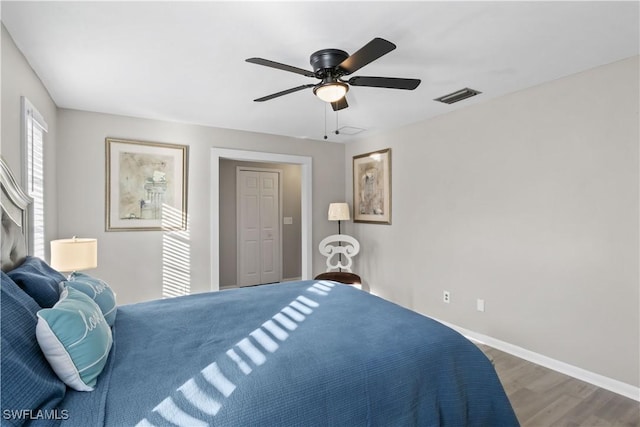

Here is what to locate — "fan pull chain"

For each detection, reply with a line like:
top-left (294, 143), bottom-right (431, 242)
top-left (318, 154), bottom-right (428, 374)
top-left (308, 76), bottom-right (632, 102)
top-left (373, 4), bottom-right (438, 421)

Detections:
top-left (335, 110), bottom-right (339, 135)
top-left (323, 104), bottom-right (328, 140)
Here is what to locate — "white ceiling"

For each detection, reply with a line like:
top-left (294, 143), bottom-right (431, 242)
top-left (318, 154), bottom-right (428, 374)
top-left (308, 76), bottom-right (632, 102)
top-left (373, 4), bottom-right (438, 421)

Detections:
top-left (2, 1), bottom-right (638, 143)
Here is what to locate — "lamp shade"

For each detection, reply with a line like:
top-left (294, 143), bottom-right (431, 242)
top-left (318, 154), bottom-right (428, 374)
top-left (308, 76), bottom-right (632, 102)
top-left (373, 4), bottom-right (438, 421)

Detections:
top-left (328, 203), bottom-right (350, 221)
top-left (50, 237), bottom-right (98, 272)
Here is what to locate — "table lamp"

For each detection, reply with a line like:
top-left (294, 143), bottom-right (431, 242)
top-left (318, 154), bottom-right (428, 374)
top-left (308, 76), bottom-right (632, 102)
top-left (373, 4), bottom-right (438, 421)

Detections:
top-left (50, 237), bottom-right (98, 275)
top-left (328, 202), bottom-right (350, 234)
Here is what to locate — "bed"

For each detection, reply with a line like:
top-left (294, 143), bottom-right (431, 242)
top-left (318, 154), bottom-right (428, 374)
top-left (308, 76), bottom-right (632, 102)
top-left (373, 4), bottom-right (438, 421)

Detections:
top-left (0, 156), bottom-right (519, 426)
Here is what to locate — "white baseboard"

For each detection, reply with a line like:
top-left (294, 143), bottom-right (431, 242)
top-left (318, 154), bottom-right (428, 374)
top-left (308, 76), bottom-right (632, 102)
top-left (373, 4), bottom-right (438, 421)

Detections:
top-left (431, 317), bottom-right (640, 402)
top-left (281, 276), bottom-right (302, 282)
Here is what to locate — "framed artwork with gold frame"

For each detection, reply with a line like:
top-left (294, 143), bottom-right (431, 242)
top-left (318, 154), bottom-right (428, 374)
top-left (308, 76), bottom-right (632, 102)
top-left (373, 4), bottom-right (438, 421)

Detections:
top-left (105, 137), bottom-right (188, 231)
top-left (353, 148), bottom-right (391, 224)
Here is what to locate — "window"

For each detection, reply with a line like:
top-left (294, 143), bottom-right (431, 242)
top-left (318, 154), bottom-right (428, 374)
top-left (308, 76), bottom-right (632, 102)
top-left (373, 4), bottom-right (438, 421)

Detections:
top-left (22, 97), bottom-right (48, 259)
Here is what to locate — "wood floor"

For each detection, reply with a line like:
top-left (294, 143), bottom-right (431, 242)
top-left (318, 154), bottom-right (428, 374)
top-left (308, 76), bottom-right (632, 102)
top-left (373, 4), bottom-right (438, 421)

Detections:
top-left (476, 344), bottom-right (640, 426)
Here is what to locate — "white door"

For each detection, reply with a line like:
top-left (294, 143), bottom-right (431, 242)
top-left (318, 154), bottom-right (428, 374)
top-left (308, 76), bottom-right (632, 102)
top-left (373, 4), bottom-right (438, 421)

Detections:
top-left (237, 169), bottom-right (281, 286)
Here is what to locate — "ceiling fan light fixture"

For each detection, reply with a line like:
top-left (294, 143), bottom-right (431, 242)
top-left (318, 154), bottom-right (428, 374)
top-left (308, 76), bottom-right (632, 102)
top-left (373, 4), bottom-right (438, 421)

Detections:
top-left (314, 82), bottom-right (349, 103)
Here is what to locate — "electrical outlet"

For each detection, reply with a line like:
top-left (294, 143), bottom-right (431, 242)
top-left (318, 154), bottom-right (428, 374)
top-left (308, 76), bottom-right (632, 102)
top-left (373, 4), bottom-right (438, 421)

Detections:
top-left (477, 299), bottom-right (485, 312)
top-left (443, 290), bottom-right (451, 304)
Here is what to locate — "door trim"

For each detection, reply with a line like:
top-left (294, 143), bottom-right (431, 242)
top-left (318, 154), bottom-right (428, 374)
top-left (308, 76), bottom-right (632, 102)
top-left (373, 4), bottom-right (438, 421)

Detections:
top-left (236, 167), bottom-right (283, 286)
top-left (210, 148), bottom-right (312, 291)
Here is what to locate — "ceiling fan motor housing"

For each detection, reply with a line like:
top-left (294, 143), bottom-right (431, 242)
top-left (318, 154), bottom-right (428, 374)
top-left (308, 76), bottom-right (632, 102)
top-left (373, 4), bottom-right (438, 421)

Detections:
top-left (310, 49), bottom-right (349, 79)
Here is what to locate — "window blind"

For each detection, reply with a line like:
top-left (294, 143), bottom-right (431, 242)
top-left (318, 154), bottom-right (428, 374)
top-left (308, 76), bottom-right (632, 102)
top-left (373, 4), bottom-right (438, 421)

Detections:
top-left (22, 97), bottom-right (48, 259)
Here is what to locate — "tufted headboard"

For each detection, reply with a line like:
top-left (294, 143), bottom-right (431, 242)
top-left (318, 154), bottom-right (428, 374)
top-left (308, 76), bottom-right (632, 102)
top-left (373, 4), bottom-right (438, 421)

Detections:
top-left (0, 156), bottom-right (33, 272)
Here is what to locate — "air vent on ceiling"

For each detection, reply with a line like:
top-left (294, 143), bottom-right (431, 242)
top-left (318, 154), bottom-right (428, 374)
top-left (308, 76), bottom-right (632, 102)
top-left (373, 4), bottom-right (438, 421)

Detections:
top-left (434, 88), bottom-right (482, 104)
top-left (336, 126), bottom-right (366, 136)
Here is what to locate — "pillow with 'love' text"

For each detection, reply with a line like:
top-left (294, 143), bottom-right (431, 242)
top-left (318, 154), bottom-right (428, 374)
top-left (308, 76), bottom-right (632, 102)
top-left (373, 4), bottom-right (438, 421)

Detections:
top-left (61, 272), bottom-right (117, 326)
top-left (36, 287), bottom-right (113, 391)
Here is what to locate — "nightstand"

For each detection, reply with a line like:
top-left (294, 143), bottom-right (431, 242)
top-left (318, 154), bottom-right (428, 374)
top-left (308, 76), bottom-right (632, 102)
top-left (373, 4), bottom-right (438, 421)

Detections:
top-left (314, 271), bottom-right (362, 286)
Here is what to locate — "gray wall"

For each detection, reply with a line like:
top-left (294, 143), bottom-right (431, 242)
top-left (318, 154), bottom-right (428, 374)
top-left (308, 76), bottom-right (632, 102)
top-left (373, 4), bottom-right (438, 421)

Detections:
top-left (55, 109), bottom-right (344, 304)
top-left (345, 56), bottom-right (639, 388)
top-left (219, 159), bottom-right (302, 286)
top-left (1, 25), bottom-right (59, 258)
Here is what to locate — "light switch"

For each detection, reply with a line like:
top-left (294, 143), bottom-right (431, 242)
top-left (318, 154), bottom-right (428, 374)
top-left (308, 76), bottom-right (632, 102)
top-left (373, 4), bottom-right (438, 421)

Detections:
top-left (283, 217), bottom-right (293, 225)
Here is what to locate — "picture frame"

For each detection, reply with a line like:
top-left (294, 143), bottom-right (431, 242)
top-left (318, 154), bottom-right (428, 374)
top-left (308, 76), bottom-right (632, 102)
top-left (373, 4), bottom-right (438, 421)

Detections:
top-left (105, 138), bottom-right (188, 231)
top-left (353, 148), bottom-right (391, 224)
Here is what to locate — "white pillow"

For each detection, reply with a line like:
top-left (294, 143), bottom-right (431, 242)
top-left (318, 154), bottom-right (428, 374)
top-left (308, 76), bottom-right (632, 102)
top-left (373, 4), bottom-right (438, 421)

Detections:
top-left (36, 287), bottom-right (113, 391)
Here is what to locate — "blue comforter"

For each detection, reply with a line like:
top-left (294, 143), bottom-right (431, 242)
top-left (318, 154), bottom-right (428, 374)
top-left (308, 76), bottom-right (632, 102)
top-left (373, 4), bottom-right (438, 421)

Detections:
top-left (60, 280), bottom-right (518, 426)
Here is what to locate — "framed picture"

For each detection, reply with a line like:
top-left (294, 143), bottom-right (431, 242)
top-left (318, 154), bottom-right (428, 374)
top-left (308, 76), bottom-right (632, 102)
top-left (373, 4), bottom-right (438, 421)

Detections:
top-left (105, 138), bottom-right (188, 231)
top-left (353, 148), bottom-right (391, 224)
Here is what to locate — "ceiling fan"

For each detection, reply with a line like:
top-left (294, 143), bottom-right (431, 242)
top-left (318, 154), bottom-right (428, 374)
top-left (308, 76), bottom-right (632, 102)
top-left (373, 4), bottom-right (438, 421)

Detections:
top-left (246, 38), bottom-right (421, 111)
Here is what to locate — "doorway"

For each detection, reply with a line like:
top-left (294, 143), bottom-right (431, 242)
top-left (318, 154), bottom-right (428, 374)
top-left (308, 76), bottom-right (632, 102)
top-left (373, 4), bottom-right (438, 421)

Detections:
top-left (210, 148), bottom-right (313, 291)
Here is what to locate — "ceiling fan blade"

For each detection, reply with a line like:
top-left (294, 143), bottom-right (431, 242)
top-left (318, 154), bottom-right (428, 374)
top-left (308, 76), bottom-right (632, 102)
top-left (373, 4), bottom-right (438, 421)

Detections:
top-left (338, 38), bottom-right (396, 75)
top-left (253, 84), bottom-right (316, 102)
top-left (331, 97), bottom-right (349, 111)
top-left (348, 76), bottom-right (421, 90)
top-left (246, 57), bottom-right (315, 78)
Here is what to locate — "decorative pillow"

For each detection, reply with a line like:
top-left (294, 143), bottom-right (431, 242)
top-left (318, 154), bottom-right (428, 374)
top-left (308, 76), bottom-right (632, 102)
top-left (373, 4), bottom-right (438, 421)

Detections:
top-left (36, 287), bottom-right (113, 392)
top-left (63, 272), bottom-right (117, 326)
top-left (1, 271), bottom-right (66, 423)
top-left (7, 256), bottom-right (66, 308)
